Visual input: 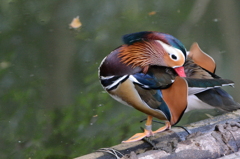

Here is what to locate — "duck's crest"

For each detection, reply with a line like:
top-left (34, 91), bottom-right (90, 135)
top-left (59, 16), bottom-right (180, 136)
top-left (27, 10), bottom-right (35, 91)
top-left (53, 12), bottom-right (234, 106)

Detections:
top-left (122, 31), bottom-right (186, 57)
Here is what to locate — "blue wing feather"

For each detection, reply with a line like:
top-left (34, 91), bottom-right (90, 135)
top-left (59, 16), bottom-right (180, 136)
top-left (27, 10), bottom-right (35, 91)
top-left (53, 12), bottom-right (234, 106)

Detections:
top-left (154, 90), bottom-right (171, 121)
top-left (131, 66), bottom-right (176, 89)
top-left (133, 73), bottom-right (161, 89)
top-left (130, 67), bottom-right (174, 121)
top-left (132, 72), bottom-right (174, 89)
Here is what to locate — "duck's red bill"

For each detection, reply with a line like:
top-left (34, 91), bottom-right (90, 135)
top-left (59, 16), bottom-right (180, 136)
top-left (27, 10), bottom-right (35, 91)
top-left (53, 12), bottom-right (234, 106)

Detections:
top-left (174, 66), bottom-right (186, 77)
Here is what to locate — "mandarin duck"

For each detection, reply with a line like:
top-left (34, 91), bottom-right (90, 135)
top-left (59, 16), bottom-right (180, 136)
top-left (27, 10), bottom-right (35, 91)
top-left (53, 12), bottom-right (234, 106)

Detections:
top-left (98, 31), bottom-right (239, 143)
top-left (184, 43), bottom-right (240, 112)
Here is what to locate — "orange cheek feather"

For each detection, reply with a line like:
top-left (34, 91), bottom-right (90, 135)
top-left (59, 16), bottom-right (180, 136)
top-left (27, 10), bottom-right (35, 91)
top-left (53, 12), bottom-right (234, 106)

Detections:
top-left (163, 54), bottom-right (184, 68)
top-left (163, 54), bottom-right (186, 77)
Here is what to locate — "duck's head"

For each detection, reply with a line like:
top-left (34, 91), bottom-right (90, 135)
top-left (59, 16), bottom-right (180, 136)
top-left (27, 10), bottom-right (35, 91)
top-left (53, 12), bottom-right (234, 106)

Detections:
top-left (118, 31), bottom-right (187, 77)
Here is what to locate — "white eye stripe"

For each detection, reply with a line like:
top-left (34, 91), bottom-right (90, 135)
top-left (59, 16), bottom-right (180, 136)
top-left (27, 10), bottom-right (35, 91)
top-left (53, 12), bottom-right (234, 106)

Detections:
top-left (157, 41), bottom-right (182, 53)
top-left (157, 40), bottom-right (183, 61)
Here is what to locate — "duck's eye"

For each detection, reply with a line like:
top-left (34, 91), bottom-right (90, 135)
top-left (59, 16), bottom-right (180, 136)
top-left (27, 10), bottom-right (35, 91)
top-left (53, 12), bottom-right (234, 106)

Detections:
top-left (171, 54), bottom-right (178, 60)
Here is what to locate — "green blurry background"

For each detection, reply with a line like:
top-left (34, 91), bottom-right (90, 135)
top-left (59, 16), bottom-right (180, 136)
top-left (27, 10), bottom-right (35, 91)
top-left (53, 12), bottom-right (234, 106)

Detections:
top-left (0, 0), bottom-right (240, 158)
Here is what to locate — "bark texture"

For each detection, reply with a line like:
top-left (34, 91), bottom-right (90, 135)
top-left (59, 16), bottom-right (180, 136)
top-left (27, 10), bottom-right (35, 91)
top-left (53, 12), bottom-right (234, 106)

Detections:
top-left (76, 110), bottom-right (240, 159)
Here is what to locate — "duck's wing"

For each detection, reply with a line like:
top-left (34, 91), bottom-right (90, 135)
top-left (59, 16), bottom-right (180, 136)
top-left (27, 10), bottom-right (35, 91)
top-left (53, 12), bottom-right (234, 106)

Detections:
top-left (188, 42), bottom-right (216, 73)
top-left (131, 67), bottom-right (188, 125)
top-left (195, 88), bottom-right (240, 111)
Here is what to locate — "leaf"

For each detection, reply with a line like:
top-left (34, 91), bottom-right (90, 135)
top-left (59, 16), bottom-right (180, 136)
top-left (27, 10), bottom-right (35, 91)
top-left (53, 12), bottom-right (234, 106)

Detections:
top-left (69, 16), bottom-right (82, 29)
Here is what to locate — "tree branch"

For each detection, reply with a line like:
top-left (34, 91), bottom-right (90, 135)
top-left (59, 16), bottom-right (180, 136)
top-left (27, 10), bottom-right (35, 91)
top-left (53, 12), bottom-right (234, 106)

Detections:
top-left (76, 110), bottom-right (240, 159)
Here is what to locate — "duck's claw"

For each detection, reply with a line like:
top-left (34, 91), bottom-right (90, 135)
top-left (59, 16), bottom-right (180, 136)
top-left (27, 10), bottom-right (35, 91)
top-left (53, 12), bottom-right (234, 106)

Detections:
top-left (122, 129), bottom-right (153, 143)
top-left (122, 122), bottom-right (171, 143)
top-left (152, 121), bottom-right (171, 134)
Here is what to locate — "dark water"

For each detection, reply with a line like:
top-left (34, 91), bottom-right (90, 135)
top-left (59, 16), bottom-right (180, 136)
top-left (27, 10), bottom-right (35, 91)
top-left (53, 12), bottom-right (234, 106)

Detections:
top-left (1, 1), bottom-right (240, 158)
